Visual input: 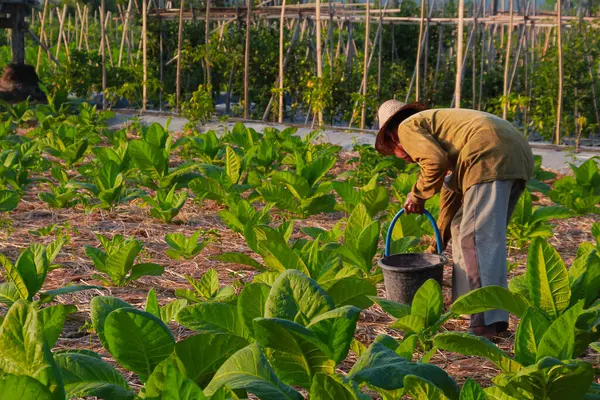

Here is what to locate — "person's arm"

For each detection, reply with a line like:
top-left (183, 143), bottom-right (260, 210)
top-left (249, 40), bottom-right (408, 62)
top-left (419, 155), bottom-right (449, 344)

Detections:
top-left (397, 119), bottom-right (449, 206)
top-left (426, 186), bottom-right (462, 253)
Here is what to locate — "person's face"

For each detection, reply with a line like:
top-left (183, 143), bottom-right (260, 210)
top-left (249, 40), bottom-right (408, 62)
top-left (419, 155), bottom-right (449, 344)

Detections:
top-left (385, 127), bottom-right (415, 163)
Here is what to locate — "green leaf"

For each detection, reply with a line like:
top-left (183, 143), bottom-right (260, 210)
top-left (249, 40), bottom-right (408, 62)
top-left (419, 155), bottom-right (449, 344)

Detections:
top-left (204, 343), bottom-right (302, 400)
top-left (1, 252), bottom-right (30, 301)
top-left (264, 270), bottom-right (334, 326)
top-left (451, 286), bottom-right (531, 318)
top-left (174, 333), bottom-right (249, 387)
top-left (530, 206), bottom-right (573, 225)
top-left (527, 239), bottom-right (571, 320)
top-left (536, 302), bottom-right (584, 362)
top-left (129, 140), bottom-right (167, 181)
top-left (253, 318), bottom-right (335, 389)
top-left (238, 282), bottom-right (271, 338)
top-left (104, 240), bottom-right (143, 285)
top-left (176, 302), bottom-right (250, 340)
top-left (145, 288), bottom-right (160, 318)
top-left (307, 305), bottom-right (361, 363)
top-left (225, 146), bottom-right (241, 184)
top-left (127, 263), bottom-right (164, 283)
top-left (0, 189), bottom-right (20, 211)
top-left (146, 363), bottom-right (207, 400)
top-left (326, 277), bottom-right (376, 309)
top-left (309, 373), bottom-right (364, 400)
top-left (212, 252), bottom-right (266, 271)
top-left (434, 332), bottom-right (521, 373)
top-left (38, 304), bottom-right (76, 348)
top-left (368, 296), bottom-right (411, 319)
top-left (0, 301), bottom-right (65, 400)
top-left (403, 375), bottom-right (448, 400)
top-left (104, 307), bottom-right (175, 382)
top-left (0, 282), bottom-right (21, 306)
top-left (54, 352), bottom-right (134, 400)
top-left (347, 343), bottom-right (459, 397)
top-left (514, 308), bottom-right (551, 366)
top-left (187, 269), bottom-right (220, 299)
top-left (411, 279), bottom-right (443, 327)
top-left (39, 285), bottom-right (104, 303)
top-left (0, 375), bottom-right (53, 400)
top-left (459, 378), bottom-right (486, 400)
top-left (391, 315), bottom-right (426, 333)
top-left (90, 296), bottom-right (132, 350)
top-left (160, 299), bottom-right (188, 323)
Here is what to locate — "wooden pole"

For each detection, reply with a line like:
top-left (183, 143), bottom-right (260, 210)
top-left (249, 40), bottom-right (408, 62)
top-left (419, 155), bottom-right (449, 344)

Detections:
top-left (556, 0), bottom-right (563, 144)
top-left (502, 0), bottom-right (513, 119)
top-left (142, 0), bottom-right (147, 111)
top-left (455, 0), bottom-right (464, 108)
top-left (205, 0), bottom-right (211, 87)
top-left (360, 0), bottom-right (370, 129)
top-left (119, 0), bottom-right (133, 67)
top-left (36, 0), bottom-right (49, 72)
top-left (415, 0), bottom-right (426, 102)
top-left (243, 0), bottom-right (251, 118)
top-left (101, 0), bottom-right (107, 110)
top-left (316, 0), bottom-right (323, 126)
top-left (278, 0), bottom-right (286, 123)
top-left (176, 0), bottom-right (185, 110)
top-left (10, 5), bottom-right (26, 65)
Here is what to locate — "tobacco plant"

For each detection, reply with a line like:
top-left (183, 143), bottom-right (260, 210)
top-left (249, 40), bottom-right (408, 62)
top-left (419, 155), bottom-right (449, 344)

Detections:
top-left (164, 229), bottom-right (215, 260)
top-left (549, 158), bottom-right (600, 215)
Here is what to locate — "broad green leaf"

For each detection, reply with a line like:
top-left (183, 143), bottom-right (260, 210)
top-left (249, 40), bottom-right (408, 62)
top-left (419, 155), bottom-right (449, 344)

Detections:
top-left (527, 239), bottom-right (570, 320)
top-left (0, 282), bottom-right (20, 306)
top-left (3, 251), bottom-right (32, 301)
top-left (225, 146), bottom-right (241, 184)
top-left (145, 288), bottom-right (161, 318)
top-left (434, 332), bottom-right (521, 373)
top-left (0, 189), bottom-right (20, 211)
top-left (176, 302), bottom-right (250, 340)
top-left (452, 286), bottom-right (530, 318)
top-left (254, 317), bottom-right (334, 388)
top-left (345, 204), bottom-right (371, 247)
top-left (0, 374), bottom-right (53, 400)
top-left (129, 140), bottom-right (167, 181)
top-left (264, 270), bottom-right (334, 326)
top-left (146, 363), bottom-right (207, 400)
top-left (104, 308), bottom-right (175, 382)
top-left (301, 156), bottom-right (335, 187)
top-left (536, 302), bottom-right (584, 362)
top-left (212, 252), bottom-right (266, 271)
top-left (54, 352), bottom-right (134, 400)
top-left (307, 305), bottom-right (361, 363)
top-left (483, 386), bottom-right (518, 400)
top-left (530, 206), bottom-right (572, 225)
top-left (104, 240), bottom-right (143, 285)
top-left (403, 375), bottom-right (448, 400)
top-left (259, 238), bottom-right (310, 275)
top-left (204, 343), bottom-right (302, 400)
top-left (90, 296), bottom-right (132, 350)
top-left (368, 296), bottom-right (411, 319)
top-left (38, 304), bottom-right (76, 348)
top-left (514, 307), bottom-right (551, 366)
top-left (411, 279), bottom-right (443, 327)
top-left (326, 277), bottom-right (376, 309)
top-left (174, 333), bottom-right (249, 387)
top-left (127, 262), bottom-right (164, 282)
top-left (347, 343), bottom-right (459, 397)
top-left (238, 282), bottom-right (271, 338)
top-left (391, 315), bottom-right (426, 333)
top-left (0, 301), bottom-right (65, 400)
top-left (160, 299), bottom-right (188, 323)
top-left (396, 335), bottom-right (418, 361)
top-left (187, 269), bottom-right (220, 299)
top-left (310, 373), bottom-right (363, 400)
top-left (459, 378), bottom-right (486, 400)
top-left (39, 285), bottom-right (104, 303)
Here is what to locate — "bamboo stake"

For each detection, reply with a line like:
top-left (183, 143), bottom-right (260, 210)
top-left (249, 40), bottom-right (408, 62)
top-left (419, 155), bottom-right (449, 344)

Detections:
top-left (243, 0), bottom-right (251, 118)
top-left (101, 0), bottom-right (107, 110)
top-left (360, 0), bottom-right (370, 129)
top-left (176, 0), bottom-right (185, 110)
top-left (55, 5), bottom-right (67, 62)
top-left (377, 10), bottom-right (383, 105)
top-left (119, 0), bottom-right (134, 67)
top-left (205, 0), bottom-right (211, 87)
top-left (278, 0), bottom-right (286, 123)
top-left (36, 0), bottom-right (49, 72)
top-left (455, 0), bottom-right (465, 108)
top-left (502, 0), bottom-right (513, 119)
top-left (415, 0), bottom-right (426, 102)
top-left (316, 0), bottom-right (323, 126)
top-left (142, 0), bottom-right (147, 111)
top-left (556, 0), bottom-right (563, 144)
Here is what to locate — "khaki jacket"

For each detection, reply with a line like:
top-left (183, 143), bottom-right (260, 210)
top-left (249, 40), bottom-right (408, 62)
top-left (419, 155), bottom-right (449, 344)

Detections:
top-left (396, 108), bottom-right (534, 249)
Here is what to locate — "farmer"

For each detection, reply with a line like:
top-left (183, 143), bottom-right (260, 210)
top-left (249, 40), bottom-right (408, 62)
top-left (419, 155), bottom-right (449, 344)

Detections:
top-left (375, 100), bottom-right (534, 338)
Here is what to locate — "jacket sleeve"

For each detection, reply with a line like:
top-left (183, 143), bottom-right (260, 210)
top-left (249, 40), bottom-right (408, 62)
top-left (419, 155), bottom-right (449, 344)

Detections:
top-left (397, 120), bottom-right (449, 205)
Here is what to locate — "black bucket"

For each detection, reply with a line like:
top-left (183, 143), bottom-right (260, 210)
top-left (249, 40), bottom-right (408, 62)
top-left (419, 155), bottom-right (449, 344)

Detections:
top-left (381, 208), bottom-right (445, 304)
top-left (378, 253), bottom-right (446, 304)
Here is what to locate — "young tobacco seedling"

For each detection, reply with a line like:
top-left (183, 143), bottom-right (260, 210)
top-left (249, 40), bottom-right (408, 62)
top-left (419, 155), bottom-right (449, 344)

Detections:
top-left (333, 174), bottom-right (390, 217)
top-left (84, 233), bottom-right (164, 287)
top-left (175, 269), bottom-right (236, 304)
top-left (141, 185), bottom-right (188, 223)
top-left (164, 229), bottom-right (215, 260)
top-left (76, 160), bottom-right (142, 209)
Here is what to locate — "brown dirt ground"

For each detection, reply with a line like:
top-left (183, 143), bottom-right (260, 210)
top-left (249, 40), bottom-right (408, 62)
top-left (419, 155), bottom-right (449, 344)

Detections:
top-left (0, 151), bottom-right (599, 395)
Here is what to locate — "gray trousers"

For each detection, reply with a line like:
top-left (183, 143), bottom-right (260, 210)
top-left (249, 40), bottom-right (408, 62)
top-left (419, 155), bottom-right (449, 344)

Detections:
top-left (451, 180), bottom-right (525, 328)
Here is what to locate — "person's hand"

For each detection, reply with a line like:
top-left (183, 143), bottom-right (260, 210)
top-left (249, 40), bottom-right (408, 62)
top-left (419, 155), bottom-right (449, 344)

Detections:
top-left (404, 195), bottom-right (425, 214)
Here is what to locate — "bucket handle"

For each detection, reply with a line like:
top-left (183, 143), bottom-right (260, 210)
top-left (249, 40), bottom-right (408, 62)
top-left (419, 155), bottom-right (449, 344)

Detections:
top-left (385, 208), bottom-right (443, 256)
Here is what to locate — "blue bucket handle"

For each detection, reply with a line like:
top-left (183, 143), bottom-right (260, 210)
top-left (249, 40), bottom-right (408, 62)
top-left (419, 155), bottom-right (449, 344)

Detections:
top-left (385, 208), bottom-right (443, 257)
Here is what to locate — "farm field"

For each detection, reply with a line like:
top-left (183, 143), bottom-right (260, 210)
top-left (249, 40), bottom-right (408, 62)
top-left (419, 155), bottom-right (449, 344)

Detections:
top-left (0, 100), bottom-right (599, 399)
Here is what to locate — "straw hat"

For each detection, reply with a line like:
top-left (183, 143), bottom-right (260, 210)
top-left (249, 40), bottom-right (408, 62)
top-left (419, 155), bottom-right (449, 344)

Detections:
top-left (375, 100), bottom-right (427, 155)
